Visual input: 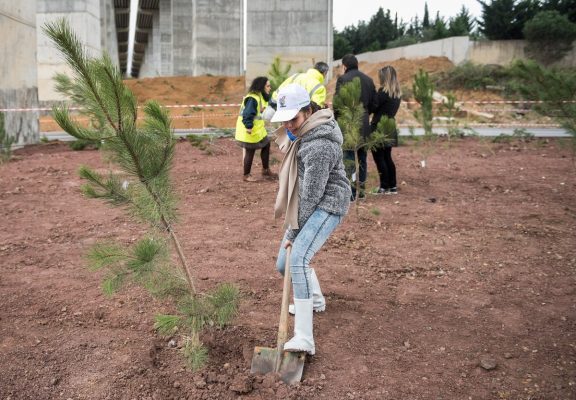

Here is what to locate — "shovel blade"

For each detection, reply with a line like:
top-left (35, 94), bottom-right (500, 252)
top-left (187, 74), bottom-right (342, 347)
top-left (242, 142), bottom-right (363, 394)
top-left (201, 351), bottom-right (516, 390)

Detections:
top-left (251, 346), bottom-right (306, 385)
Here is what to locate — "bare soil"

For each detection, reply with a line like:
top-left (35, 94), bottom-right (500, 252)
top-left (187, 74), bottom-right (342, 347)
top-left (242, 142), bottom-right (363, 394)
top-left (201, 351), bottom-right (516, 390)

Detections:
top-left (1, 134), bottom-right (575, 400)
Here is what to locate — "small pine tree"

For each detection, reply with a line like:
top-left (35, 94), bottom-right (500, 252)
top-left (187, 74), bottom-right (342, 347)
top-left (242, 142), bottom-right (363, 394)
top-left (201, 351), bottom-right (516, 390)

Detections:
top-left (334, 78), bottom-right (397, 212)
top-left (413, 69), bottom-right (434, 137)
top-left (43, 19), bottom-right (239, 369)
top-left (412, 69), bottom-right (436, 168)
top-left (267, 57), bottom-right (292, 92)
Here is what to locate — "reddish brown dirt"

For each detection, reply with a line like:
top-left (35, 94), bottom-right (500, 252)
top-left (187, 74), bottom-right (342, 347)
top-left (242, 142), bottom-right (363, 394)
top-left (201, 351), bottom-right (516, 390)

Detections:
top-left (1, 135), bottom-right (575, 399)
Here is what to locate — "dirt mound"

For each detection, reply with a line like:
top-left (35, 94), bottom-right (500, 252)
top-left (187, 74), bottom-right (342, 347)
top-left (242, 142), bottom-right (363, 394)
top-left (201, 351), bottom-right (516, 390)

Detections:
top-left (326, 56), bottom-right (456, 96)
top-left (124, 75), bottom-right (246, 106)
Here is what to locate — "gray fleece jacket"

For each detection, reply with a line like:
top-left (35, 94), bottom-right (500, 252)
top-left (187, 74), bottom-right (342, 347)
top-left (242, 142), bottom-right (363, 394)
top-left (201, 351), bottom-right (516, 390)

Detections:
top-left (286, 116), bottom-right (351, 241)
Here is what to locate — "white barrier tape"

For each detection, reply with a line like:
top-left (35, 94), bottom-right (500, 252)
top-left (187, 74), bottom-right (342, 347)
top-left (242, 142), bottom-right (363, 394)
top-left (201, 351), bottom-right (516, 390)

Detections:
top-left (0, 104), bottom-right (241, 113)
top-left (40, 113), bottom-right (237, 124)
top-left (5, 99), bottom-right (576, 113)
top-left (397, 123), bottom-right (561, 128)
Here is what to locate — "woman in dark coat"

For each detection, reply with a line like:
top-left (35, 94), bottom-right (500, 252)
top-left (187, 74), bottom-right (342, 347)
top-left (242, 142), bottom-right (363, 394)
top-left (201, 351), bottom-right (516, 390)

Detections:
top-left (370, 66), bottom-right (402, 194)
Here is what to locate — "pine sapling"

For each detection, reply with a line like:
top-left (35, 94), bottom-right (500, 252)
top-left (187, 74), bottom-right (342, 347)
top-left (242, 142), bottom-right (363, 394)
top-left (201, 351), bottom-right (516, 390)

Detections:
top-left (268, 56), bottom-right (292, 92)
top-left (335, 78), bottom-right (397, 212)
top-left (412, 69), bottom-right (436, 167)
top-left (43, 19), bottom-right (239, 370)
top-left (334, 78), bottom-right (363, 211)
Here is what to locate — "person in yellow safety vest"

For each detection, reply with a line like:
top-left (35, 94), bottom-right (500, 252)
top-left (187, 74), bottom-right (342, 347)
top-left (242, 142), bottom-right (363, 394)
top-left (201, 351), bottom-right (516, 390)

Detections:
top-left (269, 62), bottom-right (329, 110)
top-left (235, 76), bottom-right (278, 182)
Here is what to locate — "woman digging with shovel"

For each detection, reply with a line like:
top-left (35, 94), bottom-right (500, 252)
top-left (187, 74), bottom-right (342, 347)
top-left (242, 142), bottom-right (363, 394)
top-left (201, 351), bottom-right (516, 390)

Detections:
top-left (271, 84), bottom-right (351, 355)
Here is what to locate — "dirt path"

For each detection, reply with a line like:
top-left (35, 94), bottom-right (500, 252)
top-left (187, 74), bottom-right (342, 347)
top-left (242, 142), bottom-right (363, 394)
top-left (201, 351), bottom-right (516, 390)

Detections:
top-left (1, 137), bottom-right (575, 399)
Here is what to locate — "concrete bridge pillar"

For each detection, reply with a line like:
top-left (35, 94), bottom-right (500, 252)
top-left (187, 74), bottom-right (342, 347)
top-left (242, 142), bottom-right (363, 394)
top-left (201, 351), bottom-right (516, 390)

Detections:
top-left (0, 1), bottom-right (39, 147)
top-left (36, 0), bottom-right (117, 102)
top-left (138, 0), bottom-right (244, 78)
top-left (246, 0), bottom-right (333, 83)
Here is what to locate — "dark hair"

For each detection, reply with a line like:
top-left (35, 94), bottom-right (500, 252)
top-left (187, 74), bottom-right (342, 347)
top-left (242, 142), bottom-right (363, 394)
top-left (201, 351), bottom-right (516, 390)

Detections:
top-left (314, 61), bottom-right (329, 75)
top-left (248, 76), bottom-right (269, 94)
top-left (300, 101), bottom-right (322, 115)
top-left (341, 54), bottom-right (358, 70)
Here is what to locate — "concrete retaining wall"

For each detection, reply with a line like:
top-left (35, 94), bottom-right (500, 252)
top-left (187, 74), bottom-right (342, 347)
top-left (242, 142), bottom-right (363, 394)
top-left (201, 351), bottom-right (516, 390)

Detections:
top-left (343, 36), bottom-right (576, 68)
top-left (0, 1), bottom-right (39, 146)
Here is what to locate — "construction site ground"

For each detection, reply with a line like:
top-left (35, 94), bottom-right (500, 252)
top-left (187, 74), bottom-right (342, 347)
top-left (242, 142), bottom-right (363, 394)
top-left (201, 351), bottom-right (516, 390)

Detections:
top-left (2, 57), bottom-right (574, 399)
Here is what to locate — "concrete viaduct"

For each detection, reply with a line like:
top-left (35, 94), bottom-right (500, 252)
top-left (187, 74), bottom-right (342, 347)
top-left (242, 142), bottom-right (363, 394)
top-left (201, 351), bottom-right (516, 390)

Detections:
top-left (0, 0), bottom-right (333, 146)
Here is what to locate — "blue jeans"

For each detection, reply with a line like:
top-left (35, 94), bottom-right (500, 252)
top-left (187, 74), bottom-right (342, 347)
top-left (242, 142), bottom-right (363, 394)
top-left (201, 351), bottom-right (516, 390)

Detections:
top-left (276, 208), bottom-right (343, 299)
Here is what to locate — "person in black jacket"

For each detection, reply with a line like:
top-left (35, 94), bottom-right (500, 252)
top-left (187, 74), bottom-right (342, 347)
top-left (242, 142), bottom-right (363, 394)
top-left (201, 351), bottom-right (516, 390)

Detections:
top-left (370, 66), bottom-right (402, 194)
top-left (335, 54), bottom-right (376, 200)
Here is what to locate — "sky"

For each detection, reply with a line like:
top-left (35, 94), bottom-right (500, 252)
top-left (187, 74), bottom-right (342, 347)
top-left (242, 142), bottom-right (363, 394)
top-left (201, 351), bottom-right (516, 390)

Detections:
top-left (333, 0), bottom-right (483, 31)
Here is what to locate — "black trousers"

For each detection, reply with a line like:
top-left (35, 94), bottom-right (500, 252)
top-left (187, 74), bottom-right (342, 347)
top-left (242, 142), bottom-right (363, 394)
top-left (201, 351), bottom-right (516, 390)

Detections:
top-left (343, 148), bottom-right (368, 197)
top-left (371, 146), bottom-right (396, 189)
top-left (243, 142), bottom-right (270, 175)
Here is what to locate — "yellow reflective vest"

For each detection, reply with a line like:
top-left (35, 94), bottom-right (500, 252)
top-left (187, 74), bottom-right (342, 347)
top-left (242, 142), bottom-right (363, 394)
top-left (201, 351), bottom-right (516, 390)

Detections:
top-left (272, 68), bottom-right (327, 107)
top-left (235, 93), bottom-right (268, 144)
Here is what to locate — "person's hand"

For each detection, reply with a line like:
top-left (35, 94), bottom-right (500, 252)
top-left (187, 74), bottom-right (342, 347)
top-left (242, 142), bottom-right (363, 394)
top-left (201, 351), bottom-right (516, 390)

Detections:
top-left (284, 240), bottom-right (292, 249)
top-left (246, 129), bottom-right (252, 134)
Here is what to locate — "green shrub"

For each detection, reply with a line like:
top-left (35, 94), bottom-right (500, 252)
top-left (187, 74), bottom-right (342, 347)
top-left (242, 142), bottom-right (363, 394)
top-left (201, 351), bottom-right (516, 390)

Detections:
top-left (523, 11), bottom-right (576, 64)
top-left (434, 62), bottom-right (511, 91)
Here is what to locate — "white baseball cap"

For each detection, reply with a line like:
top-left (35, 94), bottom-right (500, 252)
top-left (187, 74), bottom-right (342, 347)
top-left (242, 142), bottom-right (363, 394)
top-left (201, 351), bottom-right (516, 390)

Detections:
top-left (271, 83), bottom-right (311, 123)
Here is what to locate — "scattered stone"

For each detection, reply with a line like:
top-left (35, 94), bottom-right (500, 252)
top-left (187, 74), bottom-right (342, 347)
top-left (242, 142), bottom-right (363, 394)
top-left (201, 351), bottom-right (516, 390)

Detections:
top-left (192, 376), bottom-right (206, 389)
top-left (173, 381), bottom-right (181, 388)
top-left (504, 352), bottom-right (514, 359)
top-left (479, 357), bottom-right (497, 370)
top-left (51, 377), bottom-right (60, 386)
top-left (229, 374), bottom-right (253, 394)
top-left (260, 373), bottom-right (277, 389)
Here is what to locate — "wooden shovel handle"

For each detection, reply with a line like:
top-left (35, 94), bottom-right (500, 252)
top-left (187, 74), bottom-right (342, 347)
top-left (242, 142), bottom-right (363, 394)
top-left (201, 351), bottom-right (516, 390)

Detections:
top-left (277, 246), bottom-right (292, 348)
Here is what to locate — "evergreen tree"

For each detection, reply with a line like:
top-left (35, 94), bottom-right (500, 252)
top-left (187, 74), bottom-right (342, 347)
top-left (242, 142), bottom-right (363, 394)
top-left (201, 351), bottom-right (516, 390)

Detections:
top-left (542, 0), bottom-right (576, 23)
top-left (366, 7), bottom-right (396, 49)
top-left (430, 12), bottom-right (450, 40)
top-left (523, 10), bottom-right (576, 64)
top-left (412, 69), bottom-right (436, 168)
top-left (334, 31), bottom-right (353, 59)
top-left (334, 78), bottom-right (396, 211)
top-left (43, 19), bottom-right (239, 370)
top-left (477, 0), bottom-right (540, 39)
top-left (449, 6), bottom-right (475, 36)
top-left (423, 2), bottom-right (430, 28)
top-left (268, 56), bottom-right (291, 92)
top-left (412, 69), bottom-right (435, 137)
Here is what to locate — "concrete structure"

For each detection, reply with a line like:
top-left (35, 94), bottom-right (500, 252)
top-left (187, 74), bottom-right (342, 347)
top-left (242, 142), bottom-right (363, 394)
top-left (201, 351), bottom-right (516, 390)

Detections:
top-left (0, 1), bottom-right (39, 147)
top-left (345, 36), bottom-right (576, 68)
top-left (139, 0), bottom-right (244, 78)
top-left (37, 0), bottom-right (119, 102)
top-left (246, 0), bottom-right (333, 84)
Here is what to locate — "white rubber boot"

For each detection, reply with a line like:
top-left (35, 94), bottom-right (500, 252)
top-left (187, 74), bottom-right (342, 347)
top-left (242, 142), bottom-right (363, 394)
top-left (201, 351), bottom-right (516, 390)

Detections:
top-left (284, 298), bottom-right (315, 355)
top-left (289, 269), bottom-right (326, 315)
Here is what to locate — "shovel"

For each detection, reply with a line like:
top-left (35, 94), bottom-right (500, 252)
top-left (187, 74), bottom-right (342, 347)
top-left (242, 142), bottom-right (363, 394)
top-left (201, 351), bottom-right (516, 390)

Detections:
top-left (250, 246), bottom-right (306, 384)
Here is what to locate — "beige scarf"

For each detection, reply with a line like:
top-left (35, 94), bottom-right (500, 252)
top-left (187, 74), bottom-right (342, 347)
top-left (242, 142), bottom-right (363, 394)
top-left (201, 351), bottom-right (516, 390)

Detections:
top-left (274, 109), bottom-right (334, 229)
